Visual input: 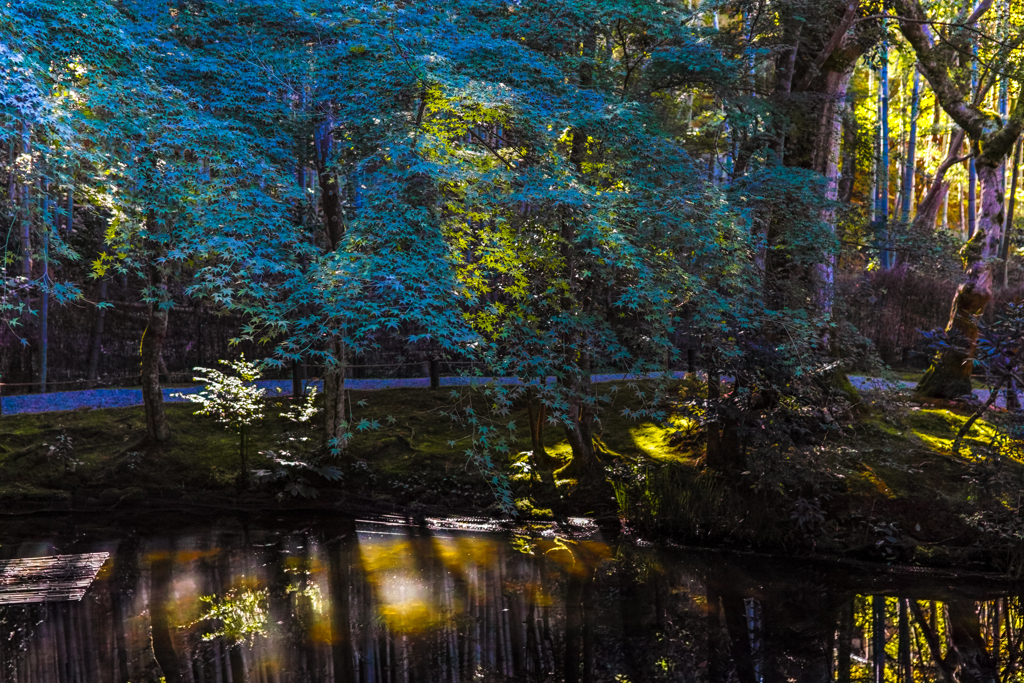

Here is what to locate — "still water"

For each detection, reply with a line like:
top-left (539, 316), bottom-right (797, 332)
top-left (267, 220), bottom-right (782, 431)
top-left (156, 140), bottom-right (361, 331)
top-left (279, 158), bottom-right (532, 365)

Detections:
top-left (0, 512), bottom-right (1021, 683)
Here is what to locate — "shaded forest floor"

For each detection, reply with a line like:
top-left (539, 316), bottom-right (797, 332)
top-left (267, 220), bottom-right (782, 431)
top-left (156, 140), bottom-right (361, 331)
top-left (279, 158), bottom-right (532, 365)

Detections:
top-left (2, 380), bottom-right (1024, 571)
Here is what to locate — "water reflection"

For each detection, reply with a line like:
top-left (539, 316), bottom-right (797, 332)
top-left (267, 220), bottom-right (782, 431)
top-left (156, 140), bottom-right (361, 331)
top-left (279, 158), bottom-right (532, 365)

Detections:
top-left (0, 516), bottom-right (1021, 682)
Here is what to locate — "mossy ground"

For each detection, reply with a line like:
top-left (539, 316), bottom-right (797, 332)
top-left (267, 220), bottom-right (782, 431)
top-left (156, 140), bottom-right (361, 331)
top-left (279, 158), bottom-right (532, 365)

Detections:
top-left (0, 383), bottom-right (684, 516)
top-left (2, 380), bottom-right (1023, 569)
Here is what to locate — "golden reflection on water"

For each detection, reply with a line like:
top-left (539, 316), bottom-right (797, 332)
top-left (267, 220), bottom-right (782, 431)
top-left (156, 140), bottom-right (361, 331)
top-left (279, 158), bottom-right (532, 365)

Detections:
top-left (13, 520), bottom-right (1022, 683)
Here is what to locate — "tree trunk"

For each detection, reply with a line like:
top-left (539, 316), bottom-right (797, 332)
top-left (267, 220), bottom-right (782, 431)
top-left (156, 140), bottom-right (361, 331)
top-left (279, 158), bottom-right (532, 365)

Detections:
top-left (141, 262), bottom-right (170, 443)
top-left (1000, 137), bottom-right (1021, 286)
top-left (810, 65), bottom-right (853, 319)
top-left (873, 596), bottom-right (886, 683)
top-left (705, 371), bottom-right (723, 470)
top-left (314, 120), bottom-right (346, 250)
top-left (527, 388), bottom-right (559, 474)
top-left (19, 121), bottom-right (31, 280)
top-left (323, 336), bottom-right (348, 451)
top-left (911, 128), bottom-right (966, 233)
top-left (327, 528), bottom-right (357, 683)
top-left (898, 599), bottom-right (913, 683)
top-left (85, 279), bottom-right (108, 390)
top-left (553, 28), bottom-right (598, 484)
top-left (837, 599), bottom-right (853, 683)
top-left (557, 372), bottom-right (597, 482)
top-left (969, 158), bottom-right (978, 237)
top-left (838, 99), bottom-right (857, 204)
top-left (315, 117), bottom-right (349, 452)
top-left (901, 70), bottom-right (920, 221)
top-left (38, 204), bottom-right (48, 394)
top-left (946, 599), bottom-right (998, 683)
top-left (917, 163), bottom-right (1006, 398)
top-left (876, 44), bottom-right (892, 269)
top-left (150, 553), bottom-right (182, 683)
top-left (782, 2), bottom-right (873, 318)
top-left (722, 592), bottom-right (757, 683)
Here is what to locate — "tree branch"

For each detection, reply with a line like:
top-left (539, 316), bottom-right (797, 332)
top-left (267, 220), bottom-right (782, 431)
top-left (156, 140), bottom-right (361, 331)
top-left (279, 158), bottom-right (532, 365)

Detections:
top-left (892, 0), bottom-right (990, 140)
top-left (794, 0), bottom-right (858, 92)
top-left (952, 374), bottom-right (1004, 455)
top-left (964, 0), bottom-right (994, 27)
top-left (468, 128), bottom-right (516, 171)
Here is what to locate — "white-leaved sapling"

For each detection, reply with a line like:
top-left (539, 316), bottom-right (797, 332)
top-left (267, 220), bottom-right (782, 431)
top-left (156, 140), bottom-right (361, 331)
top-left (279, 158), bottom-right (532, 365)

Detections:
top-left (174, 355), bottom-right (266, 490)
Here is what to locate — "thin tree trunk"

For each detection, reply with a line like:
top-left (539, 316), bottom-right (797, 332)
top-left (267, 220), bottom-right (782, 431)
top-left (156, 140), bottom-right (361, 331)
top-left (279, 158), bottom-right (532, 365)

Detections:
top-left (838, 99), bottom-right (857, 204)
top-left (811, 66), bottom-right (854, 318)
top-left (327, 528), bottom-right (357, 683)
top-left (873, 596), bottom-right (886, 683)
top-left (942, 180), bottom-right (949, 229)
top-left (527, 388), bottom-right (559, 475)
top-left (38, 197), bottom-right (48, 393)
top-left (952, 374), bottom-right (1005, 455)
top-left (19, 121), bottom-right (31, 280)
top-left (554, 28), bottom-right (598, 480)
top-left (960, 183), bottom-right (966, 236)
top-left (323, 336), bottom-right (347, 451)
top-left (970, 158), bottom-right (978, 237)
top-left (899, 599), bottom-right (913, 683)
top-left (722, 592), bottom-right (757, 683)
top-left (1000, 137), bottom-right (1021, 286)
top-left (314, 118), bottom-right (350, 451)
top-left (141, 261), bottom-right (170, 443)
top-left (773, 24), bottom-right (801, 159)
top-left (314, 119), bottom-right (346, 251)
top-left (86, 279), bottom-right (108, 390)
top-left (877, 45), bottom-right (892, 268)
top-left (969, 48), bottom-right (979, 238)
top-left (901, 70), bottom-right (920, 221)
top-left (837, 599), bottom-right (854, 683)
top-left (911, 129), bottom-right (966, 233)
top-left (705, 370), bottom-right (722, 470)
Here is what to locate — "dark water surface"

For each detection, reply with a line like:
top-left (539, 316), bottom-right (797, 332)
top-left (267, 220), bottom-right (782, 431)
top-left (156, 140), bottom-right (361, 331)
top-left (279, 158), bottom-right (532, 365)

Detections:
top-left (0, 512), bottom-right (1021, 682)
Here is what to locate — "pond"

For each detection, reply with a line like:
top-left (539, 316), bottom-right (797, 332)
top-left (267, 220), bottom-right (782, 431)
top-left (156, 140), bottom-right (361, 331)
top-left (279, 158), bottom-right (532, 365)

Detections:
top-left (0, 511), bottom-right (1020, 683)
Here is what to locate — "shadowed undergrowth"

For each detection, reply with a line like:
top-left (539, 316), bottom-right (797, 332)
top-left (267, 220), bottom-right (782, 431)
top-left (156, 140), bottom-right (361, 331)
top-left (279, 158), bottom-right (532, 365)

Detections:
top-left (4, 383), bottom-right (1024, 569)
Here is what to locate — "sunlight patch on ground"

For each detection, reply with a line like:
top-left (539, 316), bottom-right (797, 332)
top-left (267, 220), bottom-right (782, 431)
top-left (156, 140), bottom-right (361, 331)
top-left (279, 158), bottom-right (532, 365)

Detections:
top-left (909, 409), bottom-right (997, 462)
top-left (859, 469), bottom-right (896, 499)
top-left (627, 418), bottom-right (694, 463)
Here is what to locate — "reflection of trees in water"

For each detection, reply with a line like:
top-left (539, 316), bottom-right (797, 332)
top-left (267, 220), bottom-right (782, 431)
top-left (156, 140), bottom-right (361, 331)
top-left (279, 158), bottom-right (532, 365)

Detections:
top-left (0, 604), bottom-right (40, 680)
top-left (3, 527), bottom-right (1024, 682)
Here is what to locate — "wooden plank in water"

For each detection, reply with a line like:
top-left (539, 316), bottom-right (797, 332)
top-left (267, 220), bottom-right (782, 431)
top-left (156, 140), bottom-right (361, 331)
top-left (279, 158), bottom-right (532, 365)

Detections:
top-left (0, 553), bottom-right (109, 604)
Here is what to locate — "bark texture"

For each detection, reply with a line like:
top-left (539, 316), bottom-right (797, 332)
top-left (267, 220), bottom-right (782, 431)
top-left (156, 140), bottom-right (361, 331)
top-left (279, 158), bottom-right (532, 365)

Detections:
top-left (323, 336), bottom-right (348, 450)
top-left (917, 164), bottom-right (1005, 398)
top-left (141, 263), bottom-right (170, 443)
top-left (85, 279), bottom-right (108, 390)
top-left (894, 0), bottom-right (1024, 397)
top-left (314, 117), bottom-right (350, 449)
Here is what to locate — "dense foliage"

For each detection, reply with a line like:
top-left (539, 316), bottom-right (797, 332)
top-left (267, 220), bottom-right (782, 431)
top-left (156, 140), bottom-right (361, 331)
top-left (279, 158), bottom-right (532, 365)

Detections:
top-left (3, 0), bottom-right (1024, 505)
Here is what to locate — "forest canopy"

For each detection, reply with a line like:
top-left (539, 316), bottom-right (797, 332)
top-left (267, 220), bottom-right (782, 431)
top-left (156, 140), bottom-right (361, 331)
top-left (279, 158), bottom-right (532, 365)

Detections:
top-left (3, 0), bottom-right (1024, 484)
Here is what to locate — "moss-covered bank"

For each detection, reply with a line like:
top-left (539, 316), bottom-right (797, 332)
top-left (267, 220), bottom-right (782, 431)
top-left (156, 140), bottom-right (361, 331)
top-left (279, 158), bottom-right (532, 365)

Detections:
top-left (3, 381), bottom-right (1024, 571)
